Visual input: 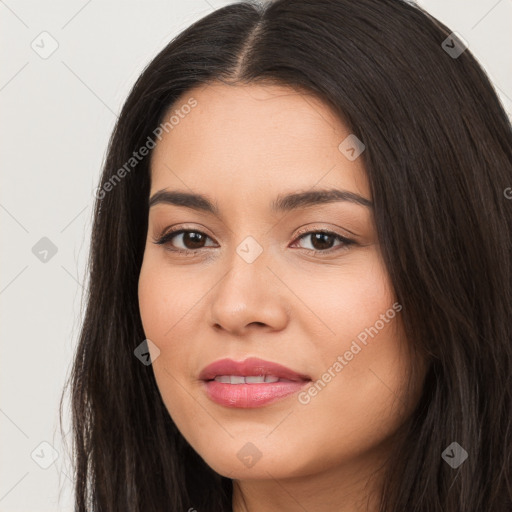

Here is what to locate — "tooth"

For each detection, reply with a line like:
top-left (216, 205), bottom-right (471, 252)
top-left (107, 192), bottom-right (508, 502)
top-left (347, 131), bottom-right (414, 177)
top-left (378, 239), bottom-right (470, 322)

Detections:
top-left (213, 375), bottom-right (284, 384)
top-left (245, 376), bottom-right (266, 384)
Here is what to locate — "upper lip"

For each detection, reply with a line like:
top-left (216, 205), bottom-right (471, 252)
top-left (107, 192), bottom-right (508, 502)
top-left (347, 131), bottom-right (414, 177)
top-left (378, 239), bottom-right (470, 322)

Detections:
top-left (199, 357), bottom-right (311, 382)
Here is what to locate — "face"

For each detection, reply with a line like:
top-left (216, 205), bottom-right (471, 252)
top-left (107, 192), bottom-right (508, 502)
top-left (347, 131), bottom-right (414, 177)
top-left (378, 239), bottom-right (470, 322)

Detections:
top-left (138, 82), bottom-right (423, 482)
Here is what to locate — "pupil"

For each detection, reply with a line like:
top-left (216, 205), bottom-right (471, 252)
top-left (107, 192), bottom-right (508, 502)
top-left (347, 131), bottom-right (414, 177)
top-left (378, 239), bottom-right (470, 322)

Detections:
top-left (311, 233), bottom-right (334, 250)
top-left (184, 232), bottom-right (205, 249)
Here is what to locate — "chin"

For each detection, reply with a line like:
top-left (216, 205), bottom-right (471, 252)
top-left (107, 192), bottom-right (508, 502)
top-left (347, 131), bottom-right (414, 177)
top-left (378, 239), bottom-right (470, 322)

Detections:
top-left (193, 437), bottom-right (314, 480)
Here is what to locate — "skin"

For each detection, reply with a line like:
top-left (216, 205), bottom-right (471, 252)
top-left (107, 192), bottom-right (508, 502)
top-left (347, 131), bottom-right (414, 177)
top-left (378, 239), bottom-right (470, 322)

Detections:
top-left (138, 82), bottom-right (426, 512)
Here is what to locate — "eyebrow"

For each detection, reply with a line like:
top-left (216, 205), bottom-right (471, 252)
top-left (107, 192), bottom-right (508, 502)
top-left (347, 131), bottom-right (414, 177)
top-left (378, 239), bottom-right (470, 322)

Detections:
top-left (148, 188), bottom-right (373, 214)
top-left (272, 189), bottom-right (373, 211)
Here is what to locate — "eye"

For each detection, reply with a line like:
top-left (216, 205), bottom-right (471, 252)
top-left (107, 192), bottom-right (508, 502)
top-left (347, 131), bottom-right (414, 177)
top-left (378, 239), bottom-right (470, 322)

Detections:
top-left (291, 229), bottom-right (355, 254)
top-left (152, 228), bottom-right (217, 253)
top-left (152, 226), bottom-right (356, 256)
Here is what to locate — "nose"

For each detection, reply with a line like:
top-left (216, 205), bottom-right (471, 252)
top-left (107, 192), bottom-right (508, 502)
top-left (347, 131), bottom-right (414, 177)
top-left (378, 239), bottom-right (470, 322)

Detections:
top-left (207, 246), bottom-right (289, 336)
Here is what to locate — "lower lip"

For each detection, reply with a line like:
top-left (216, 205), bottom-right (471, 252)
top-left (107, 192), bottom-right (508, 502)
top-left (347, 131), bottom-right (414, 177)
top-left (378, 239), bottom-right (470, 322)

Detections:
top-left (203, 380), bottom-right (309, 408)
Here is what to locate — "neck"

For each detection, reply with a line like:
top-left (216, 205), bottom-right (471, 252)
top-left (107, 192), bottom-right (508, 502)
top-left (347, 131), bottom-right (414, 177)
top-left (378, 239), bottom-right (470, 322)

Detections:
top-left (231, 444), bottom-right (390, 512)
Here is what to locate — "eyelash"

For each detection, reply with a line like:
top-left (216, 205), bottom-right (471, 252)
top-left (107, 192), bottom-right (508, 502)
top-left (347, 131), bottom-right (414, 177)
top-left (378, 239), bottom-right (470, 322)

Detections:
top-left (152, 226), bottom-right (355, 256)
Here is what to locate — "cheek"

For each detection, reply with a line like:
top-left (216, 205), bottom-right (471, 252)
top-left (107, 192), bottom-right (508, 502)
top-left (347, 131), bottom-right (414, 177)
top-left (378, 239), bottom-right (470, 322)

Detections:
top-left (299, 317), bottom-right (412, 462)
top-left (289, 256), bottom-right (411, 447)
top-left (286, 318), bottom-right (413, 478)
top-left (138, 260), bottom-right (204, 404)
top-left (290, 250), bottom-right (397, 363)
top-left (138, 254), bottom-right (205, 343)
top-left (137, 255), bottom-right (210, 443)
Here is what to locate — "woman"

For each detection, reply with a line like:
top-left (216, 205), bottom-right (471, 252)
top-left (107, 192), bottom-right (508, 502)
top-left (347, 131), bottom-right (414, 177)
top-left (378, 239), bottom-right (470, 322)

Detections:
top-left (62, 0), bottom-right (512, 510)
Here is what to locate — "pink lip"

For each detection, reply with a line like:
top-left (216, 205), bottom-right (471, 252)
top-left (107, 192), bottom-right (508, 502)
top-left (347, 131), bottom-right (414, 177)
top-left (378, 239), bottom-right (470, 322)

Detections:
top-left (199, 357), bottom-right (311, 408)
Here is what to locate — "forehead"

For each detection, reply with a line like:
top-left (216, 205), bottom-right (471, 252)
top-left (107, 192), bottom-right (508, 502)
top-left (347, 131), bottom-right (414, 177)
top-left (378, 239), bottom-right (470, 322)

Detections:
top-left (149, 82), bottom-right (369, 202)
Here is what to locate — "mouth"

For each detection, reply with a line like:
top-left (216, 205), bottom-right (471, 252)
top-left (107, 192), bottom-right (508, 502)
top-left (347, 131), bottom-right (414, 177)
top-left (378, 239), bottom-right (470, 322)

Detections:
top-left (199, 357), bottom-right (312, 408)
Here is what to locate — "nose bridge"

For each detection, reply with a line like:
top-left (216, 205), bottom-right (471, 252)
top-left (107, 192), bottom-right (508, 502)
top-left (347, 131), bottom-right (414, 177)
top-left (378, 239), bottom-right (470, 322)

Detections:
top-left (208, 232), bottom-right (288, 333)
top-left (219, 233), bottom-right (270, 301)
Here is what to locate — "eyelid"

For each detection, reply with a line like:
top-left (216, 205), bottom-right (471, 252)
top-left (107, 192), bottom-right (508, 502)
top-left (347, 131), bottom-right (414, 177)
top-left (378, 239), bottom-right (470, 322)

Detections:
top-left (154, 223), bottom-right (215, 241)
top-left (153, 225), bottom-right (350, 241)
top-left (292, 223), bottom-right (356, 241)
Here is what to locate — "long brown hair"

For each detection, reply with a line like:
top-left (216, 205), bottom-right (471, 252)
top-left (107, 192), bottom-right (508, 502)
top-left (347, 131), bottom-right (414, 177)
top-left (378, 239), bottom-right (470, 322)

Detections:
top-left (61, 0), bottom-right (512, 510)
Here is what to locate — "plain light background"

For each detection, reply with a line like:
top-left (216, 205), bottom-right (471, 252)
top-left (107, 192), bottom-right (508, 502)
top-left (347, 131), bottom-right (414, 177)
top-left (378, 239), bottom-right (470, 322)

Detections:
top-left (1, 0), bottom-right (511, 510)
